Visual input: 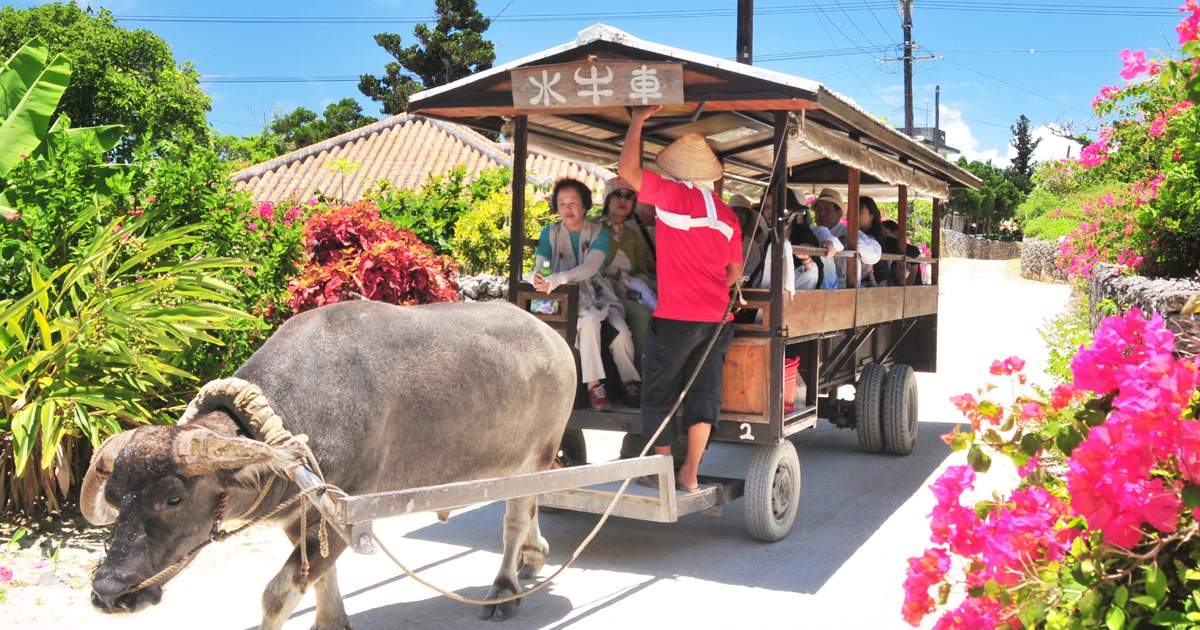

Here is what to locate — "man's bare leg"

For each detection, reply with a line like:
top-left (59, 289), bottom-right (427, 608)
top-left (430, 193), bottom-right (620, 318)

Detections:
top-left (677, 422), bottom-right (711, 489)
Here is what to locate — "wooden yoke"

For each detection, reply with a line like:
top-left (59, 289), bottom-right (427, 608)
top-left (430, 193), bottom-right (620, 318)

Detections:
top-left (897, 184), bottom-right (908, 287)
top-left (845, 168), bottom-right (860, 288)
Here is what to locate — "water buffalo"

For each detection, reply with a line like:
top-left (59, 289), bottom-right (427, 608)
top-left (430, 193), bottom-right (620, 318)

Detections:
top-left (82, 300), bottom-right (576, 628)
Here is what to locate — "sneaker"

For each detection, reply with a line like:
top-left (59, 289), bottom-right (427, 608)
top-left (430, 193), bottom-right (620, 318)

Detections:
top-left (622, 381), bottom-right (642, 407)
top-left (588, 384), bottom-right (611, 411)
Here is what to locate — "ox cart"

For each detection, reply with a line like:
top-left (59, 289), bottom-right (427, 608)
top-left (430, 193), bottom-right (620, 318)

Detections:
top-left (303, 24), bottom-right (979, 554)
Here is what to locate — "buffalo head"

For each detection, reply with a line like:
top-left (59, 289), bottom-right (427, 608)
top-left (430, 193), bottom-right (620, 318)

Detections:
top-left (83, 421), bottom-right (273, 612)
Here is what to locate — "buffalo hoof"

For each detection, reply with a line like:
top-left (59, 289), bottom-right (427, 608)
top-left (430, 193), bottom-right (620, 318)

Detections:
top-left (478, 583), bottom-right (521, 622)
top-left (517, 537), bottom-right (549, 580)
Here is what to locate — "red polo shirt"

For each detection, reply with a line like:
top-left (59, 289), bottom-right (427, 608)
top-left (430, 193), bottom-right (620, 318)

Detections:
top-left (638, 171), bottom-right (743, 323)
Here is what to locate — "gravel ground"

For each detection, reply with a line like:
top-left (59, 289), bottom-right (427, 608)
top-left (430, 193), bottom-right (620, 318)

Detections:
top-left (1, 258), bottom-right (1071, 629)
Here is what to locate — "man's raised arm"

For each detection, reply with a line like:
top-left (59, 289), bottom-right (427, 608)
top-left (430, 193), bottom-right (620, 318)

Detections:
top-left (618, 105), bottom-right (662, 191)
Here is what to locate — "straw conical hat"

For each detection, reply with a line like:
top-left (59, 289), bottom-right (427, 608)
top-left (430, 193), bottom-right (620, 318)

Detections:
top-left (655, 133), bottom-right (723, 183)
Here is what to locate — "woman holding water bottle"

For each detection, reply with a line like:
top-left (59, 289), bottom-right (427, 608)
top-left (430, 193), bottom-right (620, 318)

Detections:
top-left (531, 178), bottom-right (642, 410)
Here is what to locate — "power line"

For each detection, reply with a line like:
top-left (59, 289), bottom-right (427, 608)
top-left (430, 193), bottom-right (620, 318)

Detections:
top-left (831, 0), bottom-right (884, 49)
top-left (941, 57), bottom-right (1089, 114)
top-left (113, 2), bottom-right (1180, 25)
top-left (861, 0), bottom-right (893, 42)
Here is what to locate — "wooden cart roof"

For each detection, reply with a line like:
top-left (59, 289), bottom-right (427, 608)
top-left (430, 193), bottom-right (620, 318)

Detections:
top-left (408, 24), bottom-right (981, 200)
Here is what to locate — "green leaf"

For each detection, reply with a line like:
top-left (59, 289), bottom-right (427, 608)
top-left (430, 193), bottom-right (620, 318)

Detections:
top-left (968, 443), bottom-right (992, 472)
top-left (1184, 485), bottom-right (1200, 509)
top-left (11, 404), bottom-right (38, 475)
top-left (0, 51), bottom-right (71, 175)
top-left (1146, 563), bottom-right (1167, 604)
top-left (1056, 427), bottom-right (1085, 456)
top-left (1020, 432), bottom-right (1043, 456)
top-left (1149, 610), bottom-right (1187, 626)
top-left (1132, 595), bottom-right (1159, 610)
top-left (0, 37), bottom-right (50, 118)
top-left (1105, 605), bottom-right (1125, 630)
top-left (1114, 586), bottom-right (1129, 609)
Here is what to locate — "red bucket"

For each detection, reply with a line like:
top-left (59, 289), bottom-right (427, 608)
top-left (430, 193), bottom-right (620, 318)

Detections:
top-left (784, 356), bottom-right (801, 411)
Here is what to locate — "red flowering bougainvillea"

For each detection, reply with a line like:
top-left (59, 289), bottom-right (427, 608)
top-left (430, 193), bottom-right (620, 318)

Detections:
top-left (286, 201), bottom-right (460, 313)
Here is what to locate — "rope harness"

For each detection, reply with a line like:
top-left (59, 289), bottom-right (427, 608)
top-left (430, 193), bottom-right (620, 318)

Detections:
top-left (126, 118), bottom-right (795, 607)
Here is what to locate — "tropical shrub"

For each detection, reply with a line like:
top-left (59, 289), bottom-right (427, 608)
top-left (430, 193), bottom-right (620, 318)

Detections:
top-left (287, 201), bottom-right (460, 313)
top-left (903, 311), bottom-right (1200, 629)
top-left (1060, 2), bottom-right (1200, 278)
top-left (1038, 296), bottom-right (1096, 383)
top-left (450, 189), bottom-right (553, 275)
top-left (367, 166), bottom-right (512, 255)
top-left (0, 207), bottom-right (249, 514)
top-left (1016, 162), bottom-right (1126, 241)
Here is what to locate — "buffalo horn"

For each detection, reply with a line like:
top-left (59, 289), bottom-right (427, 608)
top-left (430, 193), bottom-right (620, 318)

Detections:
top-left (173, 428), bottom-right (275, 476)
top-left (80, 430), bottom-right (137, 526)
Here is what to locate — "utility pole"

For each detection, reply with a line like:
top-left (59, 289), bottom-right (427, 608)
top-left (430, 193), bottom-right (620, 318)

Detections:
top-left (934, 85), bottom-right (941, 152)
top-left (737, 0), bottom-right (753, 64)
top-left (902, 0), bottom-right (914, 135)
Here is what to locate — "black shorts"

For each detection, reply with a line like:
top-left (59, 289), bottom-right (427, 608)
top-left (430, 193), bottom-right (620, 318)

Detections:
top-left (640, 317), bottom-right (734, 447)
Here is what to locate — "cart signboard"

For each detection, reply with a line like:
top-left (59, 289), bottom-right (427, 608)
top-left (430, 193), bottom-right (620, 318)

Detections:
top-left (511, 61), bottom-right (684, 110)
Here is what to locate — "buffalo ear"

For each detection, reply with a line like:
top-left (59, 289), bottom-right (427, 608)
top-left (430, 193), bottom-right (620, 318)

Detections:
top-left (172, 428), bottom-right (274, 476)
top-left (80, 431), bottom-right (137, 526)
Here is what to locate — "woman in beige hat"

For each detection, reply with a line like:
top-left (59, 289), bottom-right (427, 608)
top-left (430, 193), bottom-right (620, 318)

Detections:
top-left (618, 105), bottom-right (744, 493)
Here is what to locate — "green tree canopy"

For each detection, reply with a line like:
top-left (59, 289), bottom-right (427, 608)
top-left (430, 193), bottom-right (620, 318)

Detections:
top-left (1007, 114), bottom-right (1042, 194)
top-left (212, 98), bottom-right (378, 169)
top-left (948, 158), bottom-right (1025, 234)
top-left (0, 2), bottom-right (211, 160)
top-left (358, 0), bottom-right (496, 114)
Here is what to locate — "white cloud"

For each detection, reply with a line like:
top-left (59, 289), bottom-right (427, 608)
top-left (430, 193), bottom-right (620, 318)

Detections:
top-left (939, 104), bottom-right (1007, 165)
top-left (1011, 124), bottom-right (1081, 163)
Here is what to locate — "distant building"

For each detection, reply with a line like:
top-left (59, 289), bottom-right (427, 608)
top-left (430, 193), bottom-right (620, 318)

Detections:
top-left (232, 114), bottom-right (612, 203)
top-left (908, 127), bottom-right (960, 159)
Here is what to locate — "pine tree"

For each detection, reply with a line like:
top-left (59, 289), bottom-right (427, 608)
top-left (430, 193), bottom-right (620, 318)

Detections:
top-left (358, 0), bottom-right (496, 115)
top-left (1007, 114), bottom-right (1041, 194)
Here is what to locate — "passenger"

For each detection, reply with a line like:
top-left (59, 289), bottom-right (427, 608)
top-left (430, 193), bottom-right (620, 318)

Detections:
top-left (532, 178), bottom-right (641, 410)
top-left (858, 196), bottom-right (886, 286)
top-left (633, 200), bottom-right (657, 258)
top-left (782, 190), bottom-right (822, 290)
top-left (810, 188), bottom-right (882, 288)
top-left (619, 106), bottom-right (743, 493)
top-left (729, 194), bottom-right (768, 278)
top-left (600, 177), bottom-right (657, 369)
top-left (880, 219), bottom-right (924, 286)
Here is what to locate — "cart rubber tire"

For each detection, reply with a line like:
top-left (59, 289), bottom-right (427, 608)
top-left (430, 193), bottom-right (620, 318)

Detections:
top-left (882, 364), bottom-right (919, 455)
top-left (855, 363), bottom-right (887, 454)
top-left (744, 440), bottom-right (802, 542)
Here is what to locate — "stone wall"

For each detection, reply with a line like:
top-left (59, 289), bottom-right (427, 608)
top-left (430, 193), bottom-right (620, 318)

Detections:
top-left (940, 229), bottom-right (1021, 260)
top-left (1019, 239), bottom-right (1068, 284)
top-left (457, 274), bottom-right (509, 302)
top-left (1088, 263), bottom-right (1200, 357)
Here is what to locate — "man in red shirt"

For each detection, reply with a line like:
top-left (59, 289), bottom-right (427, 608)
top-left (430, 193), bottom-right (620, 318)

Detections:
top-left (619, 105), bottom-right (744, 492)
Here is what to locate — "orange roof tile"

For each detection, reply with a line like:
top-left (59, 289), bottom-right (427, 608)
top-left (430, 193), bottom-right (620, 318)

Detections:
top-left (231, 114), bottom-right (613, 203)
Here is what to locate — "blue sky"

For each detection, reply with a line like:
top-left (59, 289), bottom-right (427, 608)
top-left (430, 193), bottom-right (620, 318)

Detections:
top-left (13, 1), bottom-right (1189, 165)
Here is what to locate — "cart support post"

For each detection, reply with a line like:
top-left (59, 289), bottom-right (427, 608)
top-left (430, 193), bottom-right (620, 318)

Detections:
top-left (846, 167), bottom-right (860, 288)
top-left (932, 196), bottom-right (942, 285)
top-left (768, 111), bottom-right (787, 436)
top-left (508, 115), bottom-right (528, 304)
top-left (897, 184), bottom-right (908, 286)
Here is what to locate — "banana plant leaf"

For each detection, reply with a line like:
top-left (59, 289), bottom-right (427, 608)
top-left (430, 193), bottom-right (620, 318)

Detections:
top-left (0, 37), bottom-right (50, 119)
top-left (0, 51), bottom-right (71, 175)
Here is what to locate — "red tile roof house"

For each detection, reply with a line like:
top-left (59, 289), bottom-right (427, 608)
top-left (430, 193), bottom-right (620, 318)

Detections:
top-left (230, 113), bottom-right (612, 203)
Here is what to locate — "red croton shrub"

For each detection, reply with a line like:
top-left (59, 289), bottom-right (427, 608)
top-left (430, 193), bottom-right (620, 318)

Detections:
top-left (286, 201), bottom-right (460, 313)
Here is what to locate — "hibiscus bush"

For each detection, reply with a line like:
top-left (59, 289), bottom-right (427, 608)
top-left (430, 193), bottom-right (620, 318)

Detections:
top-left (1059, 2), bottom-right (1200, 278)
top-left (286, 201), bottom-right (460, 313)
top-left (903, 311), bottom-right (1200, 629)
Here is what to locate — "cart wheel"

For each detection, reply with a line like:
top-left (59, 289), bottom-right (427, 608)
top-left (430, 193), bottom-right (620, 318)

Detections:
top-left (744, 440), bottom-right (801, 542)
top-left (556, 429), bottom-right (587, 467)
top-left (882, 364), bottom-right (919, 455)
top-left (855, 363), bottom-right (887, 454)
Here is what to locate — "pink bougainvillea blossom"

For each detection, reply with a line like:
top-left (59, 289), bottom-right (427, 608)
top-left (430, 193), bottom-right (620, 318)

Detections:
top-left (1091, 85), bottom-right (1122, 110)
top-left (0, 566), bottom-right (12, 582)
top-left (902, 547), bottom-right (951, 625)
top-left (1119, 49), bottom-right (1149, 79)
top-left (1178, 0), bottom-right (1200, 44)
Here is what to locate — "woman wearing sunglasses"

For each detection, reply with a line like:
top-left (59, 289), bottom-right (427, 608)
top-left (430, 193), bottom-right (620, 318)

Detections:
top-left (600, 177), bottom-right (658, 382)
